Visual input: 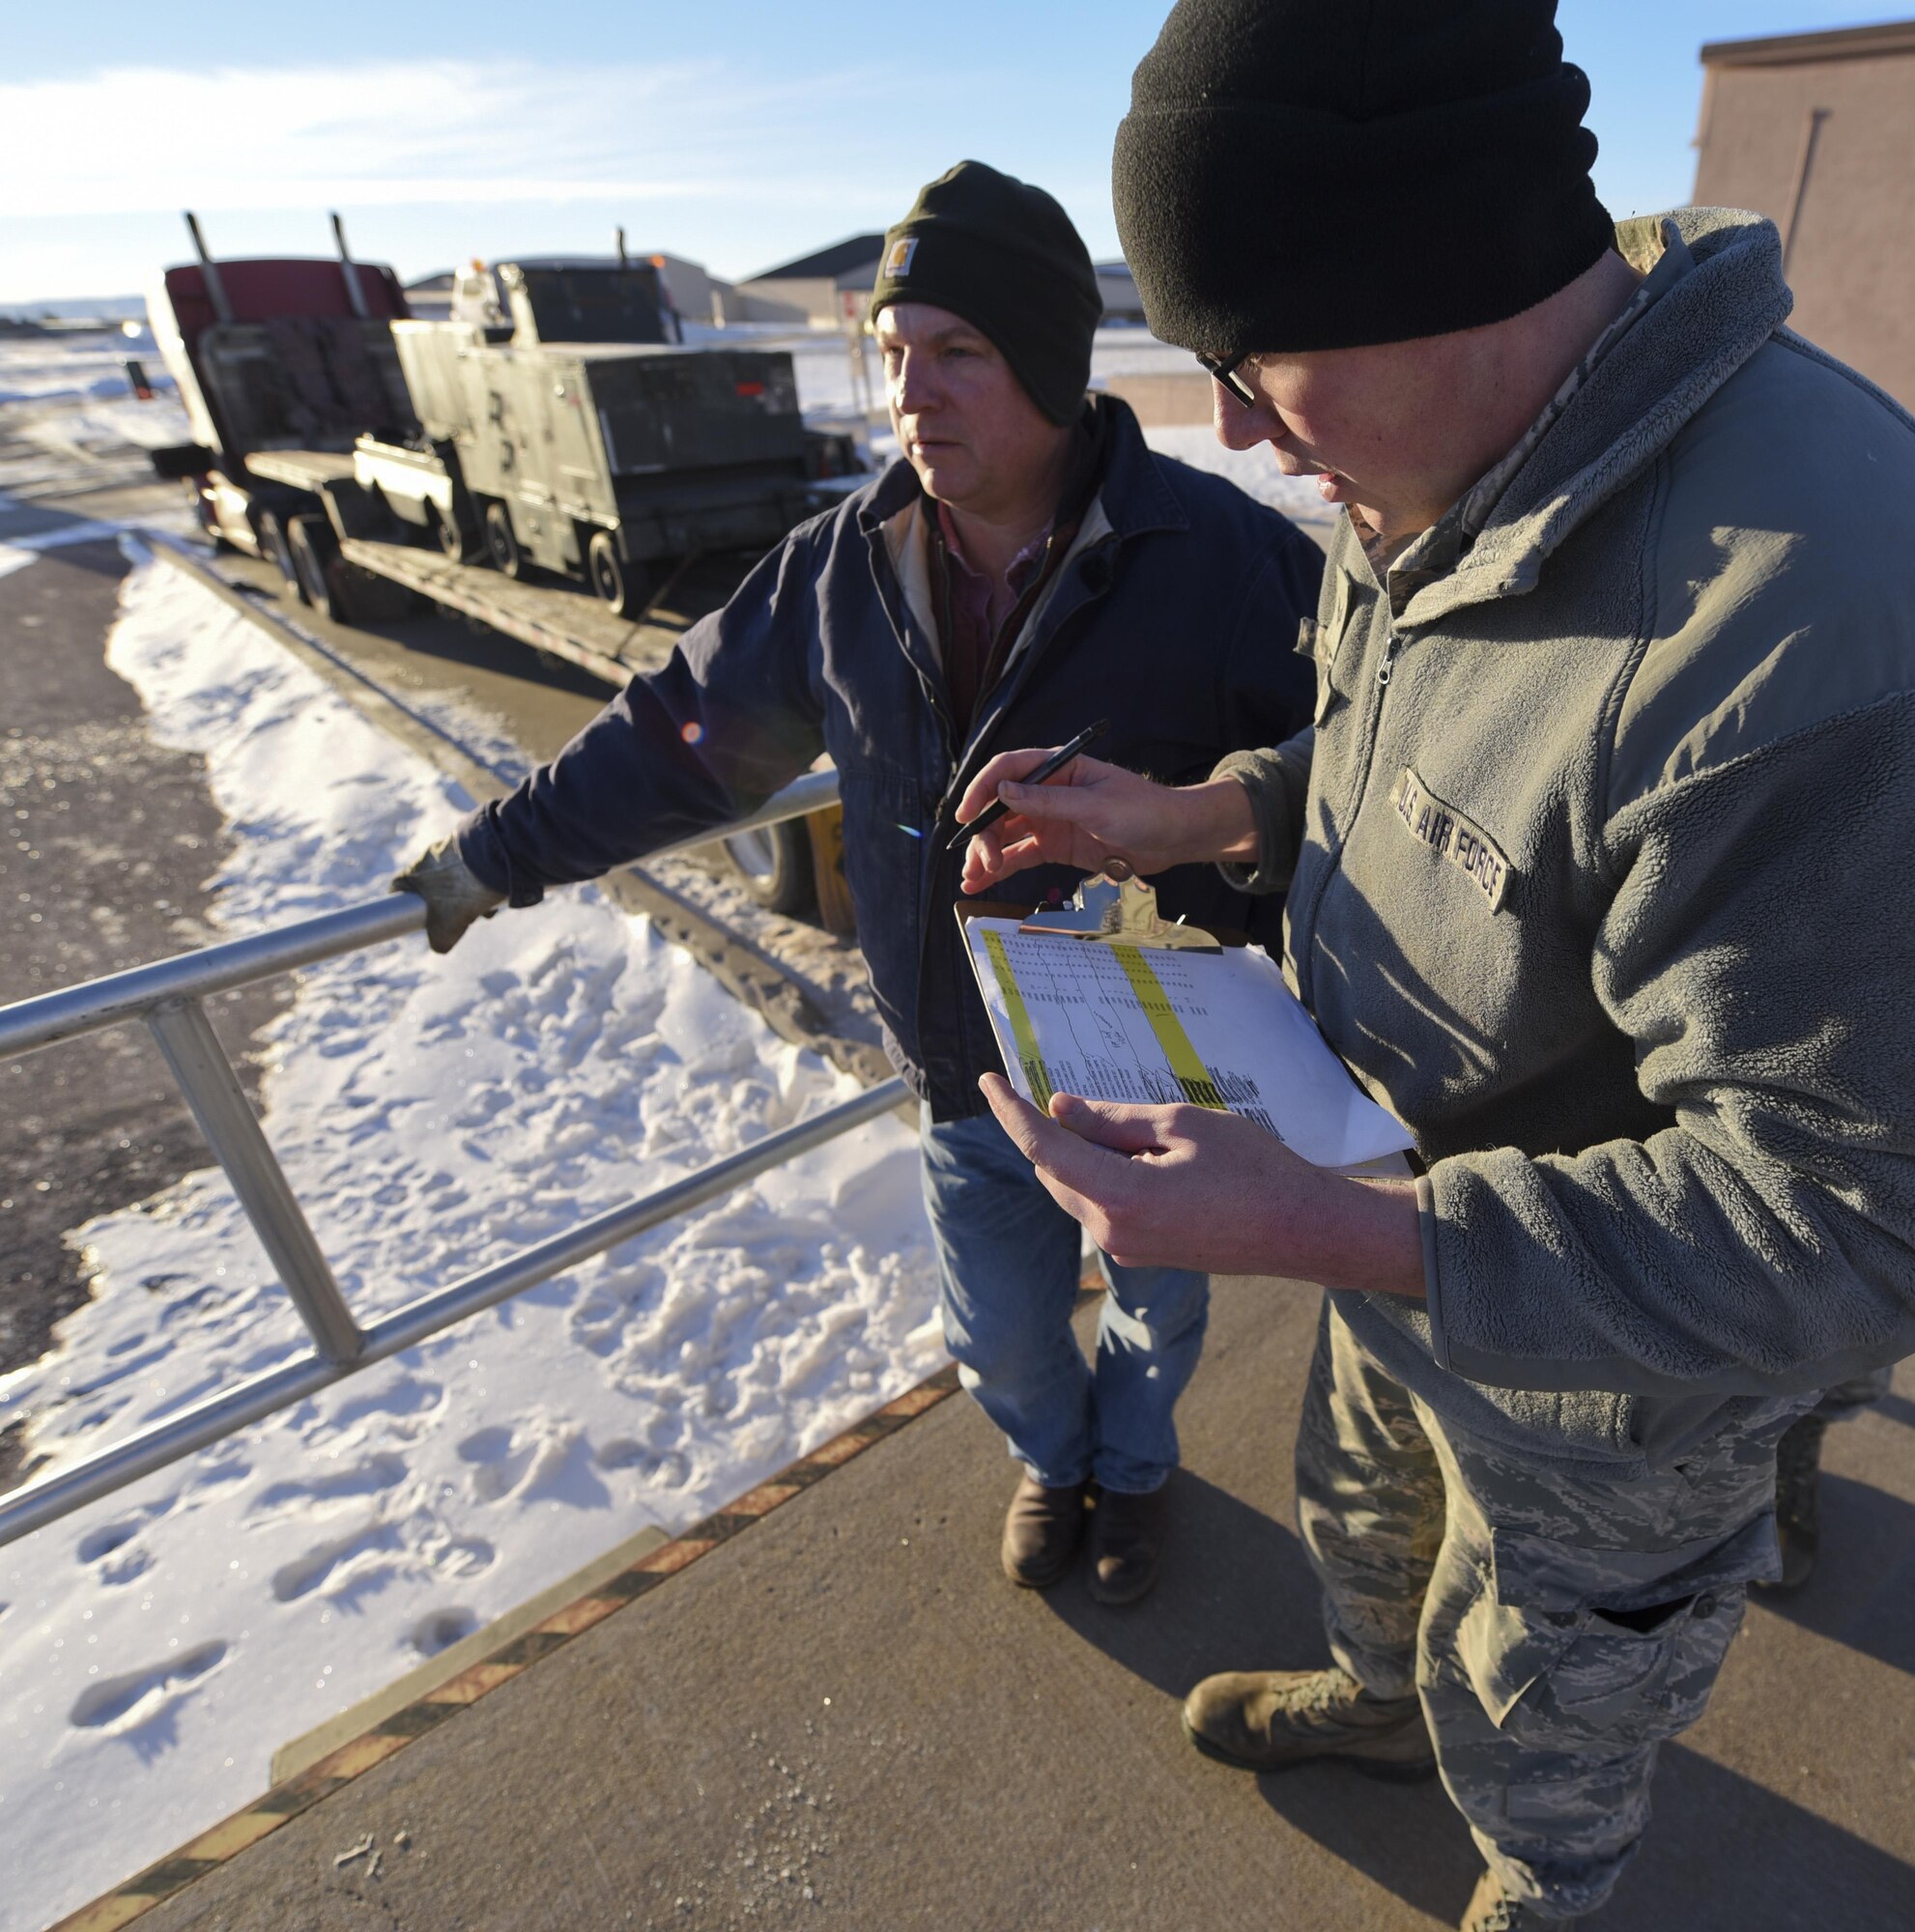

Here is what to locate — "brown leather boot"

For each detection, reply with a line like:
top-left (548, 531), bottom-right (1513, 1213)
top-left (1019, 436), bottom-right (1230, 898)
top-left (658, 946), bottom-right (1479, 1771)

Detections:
top-left (1087, 1484), bottom-right (1168, 1605)
top-left (1000, 1474), bottom-right (1087, 1588)
top-left (1182, 1664), bottom-right (1437, 1780)
top-left (1459, 1868), bottom-right (1580, 1930)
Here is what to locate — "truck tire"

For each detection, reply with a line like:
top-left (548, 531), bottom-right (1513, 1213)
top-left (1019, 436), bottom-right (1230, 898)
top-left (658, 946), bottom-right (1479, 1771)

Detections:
top-left (484, 502), bottom-right (523, 578)
top-left (586, 530), bottom-right (650, 619)
top-left (286, 516), bottom-right (415, 627)
top-left (723, 820), bottom-right (817, 919)
top-left (431, 506), bottom-right (474, 563)
top-left (257, 511), bottom-right (303, 601)
top-left (287, 514), bottom-right (337, 611)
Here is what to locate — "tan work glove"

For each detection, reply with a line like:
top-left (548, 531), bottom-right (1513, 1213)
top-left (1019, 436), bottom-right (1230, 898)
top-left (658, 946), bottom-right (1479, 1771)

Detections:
top-left (391, 834), bottom-right (506, 953)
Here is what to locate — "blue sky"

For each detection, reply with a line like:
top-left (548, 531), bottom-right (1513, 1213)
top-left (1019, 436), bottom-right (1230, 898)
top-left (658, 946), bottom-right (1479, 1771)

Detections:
top-left (1, 1), bottom-right (1904, 303)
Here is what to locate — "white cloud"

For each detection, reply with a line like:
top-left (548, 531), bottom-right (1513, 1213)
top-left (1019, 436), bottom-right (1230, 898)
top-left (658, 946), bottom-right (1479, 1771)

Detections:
top-left (0, 57), bottom-right (892, 218)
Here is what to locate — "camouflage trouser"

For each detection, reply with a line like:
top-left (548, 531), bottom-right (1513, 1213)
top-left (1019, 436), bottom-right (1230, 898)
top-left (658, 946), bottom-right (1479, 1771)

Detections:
top-left (1810, 1366), bottom-right (1893, 1422)
top-left (1296, 1303), bottom-right (1793, 1921)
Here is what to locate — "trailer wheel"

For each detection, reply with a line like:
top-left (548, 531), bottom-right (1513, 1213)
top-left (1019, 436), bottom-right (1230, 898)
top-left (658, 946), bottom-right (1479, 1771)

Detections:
top-left (257, 511), bottom-right (303, 601)
top-left (285, 516), bottom-right (412, 627)
top-left (484, 502), bottom-right (523, 578)
top-left (287, 514), bottom-right (337, 611)
top-left (723, 820), bottom-right (817, 918)
top-left (586, 531), bottom-right (650, 619)
top-left (431, 506), bottom-right (474, 563)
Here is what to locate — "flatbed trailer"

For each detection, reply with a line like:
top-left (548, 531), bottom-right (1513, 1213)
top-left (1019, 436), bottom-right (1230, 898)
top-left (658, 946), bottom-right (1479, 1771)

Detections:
top-left (240, 448), bottom-right (854, 926)
top-left (334, 534), bottom-right (742, 686)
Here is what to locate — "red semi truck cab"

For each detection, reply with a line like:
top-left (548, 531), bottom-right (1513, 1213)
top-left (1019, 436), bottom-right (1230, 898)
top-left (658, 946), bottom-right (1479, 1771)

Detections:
top-left (147, 229), bottom-right (415, 558)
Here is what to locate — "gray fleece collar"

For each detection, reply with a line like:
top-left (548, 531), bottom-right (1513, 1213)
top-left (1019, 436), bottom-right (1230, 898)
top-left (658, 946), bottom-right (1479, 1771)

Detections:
top-left (1398, 208), bottom-right (1794, 631)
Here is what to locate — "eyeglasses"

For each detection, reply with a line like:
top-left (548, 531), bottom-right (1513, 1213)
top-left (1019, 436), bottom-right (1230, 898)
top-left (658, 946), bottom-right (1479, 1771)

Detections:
top-left (1195, 351), bottom-right (1257, 409)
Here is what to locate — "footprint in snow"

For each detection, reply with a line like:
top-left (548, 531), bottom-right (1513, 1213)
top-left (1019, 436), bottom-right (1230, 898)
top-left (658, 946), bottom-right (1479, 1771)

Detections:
top-left (69, 1640), bottom-right (229, 1732)
top-left (271, 1522), bottom-right (403, 1603)
top-left (249, 1451), bottom-right (408, 1517)
top-left (329, 1375), bottom-right (445, 1434)
top-left (75, 1502), bottom-right (172, 1582)
top-left (75, 1519), bottom-right (143, 1563)
top-left (410, 1607), bottom-right (479, 1659)
top-left (273, 1522), bottom-right (496, 1605)
top-left (456, 1425), bottom-right (528, 1503)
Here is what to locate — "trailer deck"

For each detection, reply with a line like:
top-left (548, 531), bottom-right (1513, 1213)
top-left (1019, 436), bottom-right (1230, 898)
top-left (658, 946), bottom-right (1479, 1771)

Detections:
top-left (244, 448), bottom-right (357, 492)
top-left (334, 536), bottom-right (757, 684)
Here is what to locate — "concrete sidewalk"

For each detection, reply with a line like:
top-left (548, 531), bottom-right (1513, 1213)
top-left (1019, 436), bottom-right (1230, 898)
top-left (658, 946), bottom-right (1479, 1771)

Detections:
top-left (100, 1284), bottom-right (1914, 1932)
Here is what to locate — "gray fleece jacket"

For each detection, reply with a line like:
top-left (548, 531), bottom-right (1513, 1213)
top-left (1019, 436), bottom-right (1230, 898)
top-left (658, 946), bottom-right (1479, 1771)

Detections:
top-left (1220, 208), bottom-right (1915, 1473)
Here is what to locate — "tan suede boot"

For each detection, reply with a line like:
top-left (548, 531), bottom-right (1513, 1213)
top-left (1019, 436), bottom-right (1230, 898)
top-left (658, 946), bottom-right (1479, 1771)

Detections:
top-left (1182, 1664), bottom-right (1437, 1779)
top-left (1459, 1868), bottom-right (1580, 1930)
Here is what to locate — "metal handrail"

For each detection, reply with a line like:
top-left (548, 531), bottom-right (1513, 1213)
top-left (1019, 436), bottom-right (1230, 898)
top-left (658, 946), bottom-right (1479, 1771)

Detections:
top-left (0, 769), bottom-right (903, 1549)
top-left (0, 764), bottom-right (843, 1064)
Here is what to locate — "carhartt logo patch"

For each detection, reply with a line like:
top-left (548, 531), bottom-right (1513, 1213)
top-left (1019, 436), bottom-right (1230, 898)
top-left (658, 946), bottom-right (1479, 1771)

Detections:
top-left (1390, 769), bottom-right (1511, 911)
top-left (883, 238), bottom-right (919, 277)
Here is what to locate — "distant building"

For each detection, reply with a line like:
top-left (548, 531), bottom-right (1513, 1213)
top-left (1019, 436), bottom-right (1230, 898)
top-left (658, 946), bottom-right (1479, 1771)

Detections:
top-left (733, 236), bottom-right (1151, 331)
top-left (732, 235), bottom-right (888, 329)
top-left (1094, 261), bottom-right (1147, 325)
top-left (403, 271), bottom-right (456, 321)
top-left (1692, 18), bottom-right (1915, 408)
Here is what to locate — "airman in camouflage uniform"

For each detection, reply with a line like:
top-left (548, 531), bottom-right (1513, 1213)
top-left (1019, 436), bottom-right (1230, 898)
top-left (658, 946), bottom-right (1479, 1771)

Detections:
top-left (963, 4), bottom-right (1915, 1927)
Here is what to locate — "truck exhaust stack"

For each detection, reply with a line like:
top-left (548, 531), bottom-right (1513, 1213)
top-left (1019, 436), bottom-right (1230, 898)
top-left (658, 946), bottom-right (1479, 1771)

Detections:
top-left (331, 213), bottom-right (372, 320)
top-left (183, 211), bottom-right (233, 326)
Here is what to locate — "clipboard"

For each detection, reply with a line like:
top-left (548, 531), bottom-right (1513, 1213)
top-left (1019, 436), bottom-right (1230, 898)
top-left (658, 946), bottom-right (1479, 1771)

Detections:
top-left (958, 875), bottom-right (1414, 1172)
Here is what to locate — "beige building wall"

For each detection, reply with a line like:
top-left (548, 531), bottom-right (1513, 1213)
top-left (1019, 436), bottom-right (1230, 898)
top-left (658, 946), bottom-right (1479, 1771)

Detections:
top-left (1692, 21), bottom-right (1915, 409)
top-left (730, 275), bottom-right (848, 327)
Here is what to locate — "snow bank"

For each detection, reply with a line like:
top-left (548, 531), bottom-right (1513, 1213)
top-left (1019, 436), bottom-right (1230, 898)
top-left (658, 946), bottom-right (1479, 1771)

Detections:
top-left (1140, 424), bottom-right (1342, 541)
top-left (0, 333), bottom-right (170, 407)
top-left (0, 560), bottom-right (940, 1932)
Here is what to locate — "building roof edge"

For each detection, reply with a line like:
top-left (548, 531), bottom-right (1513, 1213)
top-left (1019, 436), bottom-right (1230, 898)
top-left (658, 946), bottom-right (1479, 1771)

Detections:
top-left (1701, 18), bottom-right (1915, 68)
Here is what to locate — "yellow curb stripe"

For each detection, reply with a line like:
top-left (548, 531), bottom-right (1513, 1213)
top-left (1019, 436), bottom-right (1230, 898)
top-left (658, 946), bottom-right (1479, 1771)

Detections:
top-left (54, 1897), bottom-right (157, 1932)
top-left (533, 1595), bottom-right (623, 1639)
top-left (173, 1813), bottom-right (283, 1862)
top-left (733, 1479), bottom-right (803, 1514)
top-left (49, 1364), bottom-right (962, 1932)
top-left (309, 1731), bottom-right (412, 1782)
top-left (430, 1661), bottom-right (521, 1702)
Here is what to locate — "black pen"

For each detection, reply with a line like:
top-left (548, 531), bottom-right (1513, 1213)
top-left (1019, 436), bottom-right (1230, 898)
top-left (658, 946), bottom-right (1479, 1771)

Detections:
top-left (945, 719), bottom-right (1111, 851)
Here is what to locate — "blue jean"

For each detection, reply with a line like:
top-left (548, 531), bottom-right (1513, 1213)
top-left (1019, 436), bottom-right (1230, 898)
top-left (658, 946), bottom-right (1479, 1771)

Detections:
top-left (920, 1107), bottom-right (1210, 1493)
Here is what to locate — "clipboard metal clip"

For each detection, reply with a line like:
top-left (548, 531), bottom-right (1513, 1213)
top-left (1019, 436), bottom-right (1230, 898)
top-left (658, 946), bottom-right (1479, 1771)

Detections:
top-left (1017, 874), bottom-right (1222, 952)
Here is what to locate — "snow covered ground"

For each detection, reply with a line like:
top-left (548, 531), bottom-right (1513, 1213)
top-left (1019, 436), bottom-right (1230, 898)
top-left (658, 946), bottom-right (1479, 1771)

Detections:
top-left (1141, 424), bottom-right (1341, 541)
top-left (0, 329), bottom-right (165, 407)
top-left (0, 302), bottom-right (1331, 1928)
top-left (0, 331), bottom-right (189, 514)
top-left (0, 559), bottom-right (942, 1932)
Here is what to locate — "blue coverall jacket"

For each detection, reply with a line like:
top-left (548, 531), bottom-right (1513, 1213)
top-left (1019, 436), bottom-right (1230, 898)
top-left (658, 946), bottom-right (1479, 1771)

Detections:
top-left (459, 396), bottom-right (1322, 1120)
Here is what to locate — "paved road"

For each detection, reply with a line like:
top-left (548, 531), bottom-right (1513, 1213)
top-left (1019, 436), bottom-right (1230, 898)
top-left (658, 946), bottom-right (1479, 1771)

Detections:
top-left (125, 1285), bottom-right (1915, 1932)
top-left (0, 529), bottom-right (286, 1485)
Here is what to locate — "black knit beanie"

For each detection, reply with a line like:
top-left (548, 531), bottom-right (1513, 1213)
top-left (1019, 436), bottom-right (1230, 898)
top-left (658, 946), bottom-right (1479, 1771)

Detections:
top-left (1112, 0), bottom-right (1615, 356)
top-left (869, 160), bottom-right (1102, 425)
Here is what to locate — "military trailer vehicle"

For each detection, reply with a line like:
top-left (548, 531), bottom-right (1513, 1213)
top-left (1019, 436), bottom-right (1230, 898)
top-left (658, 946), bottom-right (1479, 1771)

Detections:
top-left (366, 262), bottom-right (821, 617)
top-left (146, 213), bottom-right (417, 611)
